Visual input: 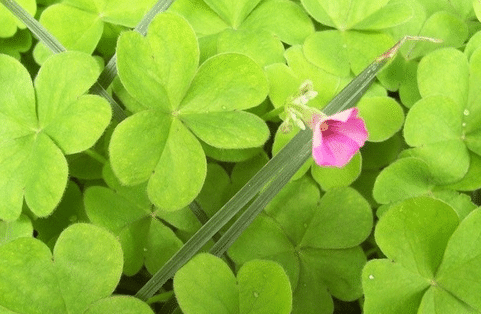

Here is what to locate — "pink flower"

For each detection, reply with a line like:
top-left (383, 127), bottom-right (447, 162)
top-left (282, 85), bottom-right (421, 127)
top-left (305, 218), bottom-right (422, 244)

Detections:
top-left (311, 108), bottom-right (368, 168)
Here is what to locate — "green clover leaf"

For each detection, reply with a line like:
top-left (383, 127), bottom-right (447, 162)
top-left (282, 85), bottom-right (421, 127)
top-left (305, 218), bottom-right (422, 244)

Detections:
top-left (300, 0), bottom-right (413, 76)
top-left (170, 0), bottom-right (314, 65)
top-left (0, 52), bottom-right (111, 221)
top-left (33, 0), bottom-right (157, 63)
top-left (228, 178), bottom-right (372, 314)
top-left (84, 164), bottom-right (186, 276)
top-left (404, 48), bottom-right (481, 185)
top-left (363, 196), bottom-right (481, 313)
top-left (0, 0), bottom-right (36, 38)
top-left (0, 223), bottom-right (124, 314)
top-left (174, 253), bottom-right (292, 314)
top-left (110, 12), bottom-right (269, 211)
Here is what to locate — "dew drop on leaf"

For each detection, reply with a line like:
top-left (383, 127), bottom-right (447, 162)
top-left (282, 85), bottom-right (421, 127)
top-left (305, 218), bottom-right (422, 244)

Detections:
top-left (369, 275), bottom-right (374, 280)
top-left (464, 109), bottom-right (470, 115)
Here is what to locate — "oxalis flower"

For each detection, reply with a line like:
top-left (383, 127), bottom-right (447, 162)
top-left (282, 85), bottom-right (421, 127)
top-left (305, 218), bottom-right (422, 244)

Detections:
top-left (310, 108), bottom-right (368, 167)
top-left (280, 80), bottom-right (368, 168)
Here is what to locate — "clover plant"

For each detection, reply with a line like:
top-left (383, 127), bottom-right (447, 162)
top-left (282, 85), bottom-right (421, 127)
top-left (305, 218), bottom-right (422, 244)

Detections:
top-left (1, 0), bottom-right (481, 313)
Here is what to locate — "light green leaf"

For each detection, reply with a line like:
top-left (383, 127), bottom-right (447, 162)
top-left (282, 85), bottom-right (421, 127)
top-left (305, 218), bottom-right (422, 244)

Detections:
top-left (0, 53), bottom-right (37, 138)
top-left (407, 12), bottom-right (468, 59)
top-left (373, 157), bottom-right (434, 204)
top-left (375, 197), bottom-right (459, 278)
top-left (203, 0), bottom-right (261, 28)
top-left (0, 223), bottom-right (123, 314)
top-left (54, 224), bottom-right (123, 314)
top-left (300, 247), bottom-right (366, 301)
top-left (24, 133), bottom-right (68, 217)
top-left (364, 199), bottom-right (481, 313)
top-left (265, 63), bottom-right (303, 108)
top-left (34, 4), bottom-right (103, 63)
top-left (353, 0), bottom-right (413, 30)
top-left (303, 30), bottom-right (351, 77)
top-left (357, 96), bottom-right (404, 142)
top-left (300, 187), bottom-right (372, 249)
top-left (181, 111), bottom-right (269, 149)
top-left (292, 262), bottom-right (333, 313)
top-left (117, 12), bottom-right (199, 111)
top-left (35, 51), bottom-right (103, 128)
top-left (417, 48), bottom-right (469, 107)
top-left (465, 48), bottom-right (481, 155)
top-left (240, 0), bottom-right (314, 45)
top-left (147, 119), bottom-right (206, 210)
top-left (144, 219), bottom-right (184, 274)
top-left (84, 296), bottom-right (154, 314)
top-left (229, 180), bottom-right (371, 311)
top-left (401, 142), bottom-right (470, 184)
top-left (304, 30), bottom-right (394, 76)
top-left (237, 259), bottom-right (292, 314)
top-left (442, 152), bottom-right (481, 191)
top-left (217, 29), bottom-right (285, 67)
top-left (174, 253), bottom-right (239, 314)
top-left (311, 152), bottom-right (362, 190)
top-left (43, 94), bottom-right (111, 154)
top-left (343, 31), bottom-right (395, 75)
top-left (0, 53), bottom-right (102, 220)
top-left (300, 0), bottom-right (389, 30)
top-left (179, 53), bottom-right (268, 113)
top-left (404, 95), bottom-right (469, 184)
top-left (0, 215), bottom-right (32, 246)
top-left (436, 208), bottom-right (481, 311)
top-left (0, 0), bottom-right (36, 37)
top-left (283, 45), bottom-right (341, 108)
top-left (174, 253), bottom-right (292, 314)
top-left (363, 259), bottom-right (430, 313)
top-left (109, 111), bottom-right (172, 186)
top-left (169, 0), bottom-right (229, 37)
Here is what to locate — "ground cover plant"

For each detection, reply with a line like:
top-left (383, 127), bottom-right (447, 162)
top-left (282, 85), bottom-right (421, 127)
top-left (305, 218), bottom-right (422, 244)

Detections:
top-left (1, 0), bottom-right (481, 313)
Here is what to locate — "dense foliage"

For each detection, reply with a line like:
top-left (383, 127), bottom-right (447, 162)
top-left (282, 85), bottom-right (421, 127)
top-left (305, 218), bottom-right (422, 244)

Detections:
top-left (1, 0), bottom-right (481, 313)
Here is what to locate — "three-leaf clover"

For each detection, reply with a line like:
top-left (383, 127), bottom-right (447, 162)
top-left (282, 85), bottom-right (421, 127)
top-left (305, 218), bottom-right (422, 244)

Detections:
top-left (228, 177), bottom-right (372, 314)
top-left (84, 164), bottom-right (189, 275)
top-left (403, 47), bottom-right (481, 185)
top-left (301, 0), bottom-right (412, 76)
top-left (363, 196), bottom-right (481, 313)
top-left (170, 0), bottom-right (314, 65)
top-left (110, 12), bottom-right (269, 211)
top-left (0, 52), bottom-right (111, 221)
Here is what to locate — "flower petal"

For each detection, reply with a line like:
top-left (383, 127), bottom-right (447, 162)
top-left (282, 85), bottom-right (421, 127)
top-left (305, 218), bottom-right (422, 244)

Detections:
top-left (326, 107), bottom-right (357, 122)
top-left (329, 117), bottom-right (368, 146)
top-left (312, 107), bottom-right (368, 168)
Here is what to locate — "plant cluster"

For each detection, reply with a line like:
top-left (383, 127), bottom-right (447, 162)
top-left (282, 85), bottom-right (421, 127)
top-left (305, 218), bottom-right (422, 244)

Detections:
top-left (1, 0), bottom-right (481, 313)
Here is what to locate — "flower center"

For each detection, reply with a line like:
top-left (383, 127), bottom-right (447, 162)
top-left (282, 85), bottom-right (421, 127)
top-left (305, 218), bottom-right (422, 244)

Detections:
top-left (320, 121), bottom-right (329, 131)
